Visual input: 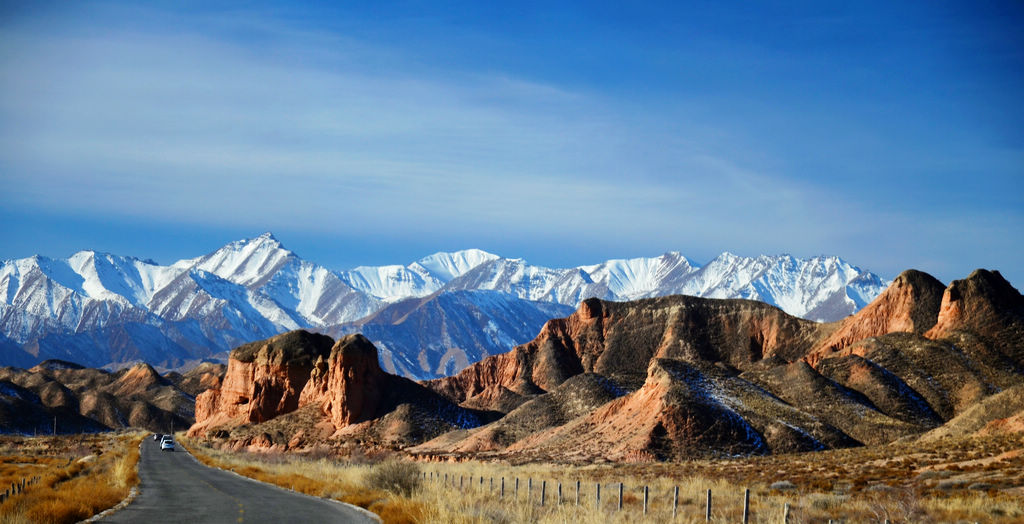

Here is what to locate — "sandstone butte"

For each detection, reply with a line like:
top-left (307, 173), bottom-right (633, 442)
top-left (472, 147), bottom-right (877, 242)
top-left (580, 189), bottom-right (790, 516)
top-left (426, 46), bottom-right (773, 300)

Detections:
top-left (193, 331), bottom-right (359, 436)
top-left (188, 268), bottom-right (1024, 461)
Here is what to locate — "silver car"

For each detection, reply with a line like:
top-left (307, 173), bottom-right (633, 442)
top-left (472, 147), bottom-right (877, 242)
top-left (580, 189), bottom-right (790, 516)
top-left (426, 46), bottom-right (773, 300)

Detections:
top-left (160, 437), bottom-right (174, 451)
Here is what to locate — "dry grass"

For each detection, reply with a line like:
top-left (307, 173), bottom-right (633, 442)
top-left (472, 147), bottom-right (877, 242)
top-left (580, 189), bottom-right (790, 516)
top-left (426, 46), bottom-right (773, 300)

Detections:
top-left (0, 432), bottom-right (143, 524)
top-left (181, 432), bottom-right (1024, 523)
top-left (180, 437), bottom-right (426, 524)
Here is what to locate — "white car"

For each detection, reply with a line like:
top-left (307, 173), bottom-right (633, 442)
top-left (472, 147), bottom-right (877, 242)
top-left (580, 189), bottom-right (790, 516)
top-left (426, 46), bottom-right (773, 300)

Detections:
top-left (160, 438), bottom-right (174, 451)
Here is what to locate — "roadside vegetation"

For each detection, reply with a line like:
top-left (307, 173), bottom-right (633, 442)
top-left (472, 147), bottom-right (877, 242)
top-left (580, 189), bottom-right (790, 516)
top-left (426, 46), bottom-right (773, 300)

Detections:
top-left (0, 431), bottom-right (143, 524)
top-left (182, 432), bottom-right (1024, 523)
top-left (180, 437), bottom-right (426, 523)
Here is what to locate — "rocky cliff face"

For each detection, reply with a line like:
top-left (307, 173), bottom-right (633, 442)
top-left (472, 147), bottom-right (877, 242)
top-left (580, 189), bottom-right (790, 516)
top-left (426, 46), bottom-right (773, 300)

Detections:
top-left (427, 295), bottom-right (820, 412)
top-left (190, 268), bottom-right (1024, 462)
top-left (189, 332), bottom-right (492, 449)
top-left (926, 270), bottom-right (1024, 341)
top-left (808, 270), bottom-right (945, 361)
top-left (413, 268), bottom-right (1023, 462)
top-left (190, 331), bottom-right (334, 434)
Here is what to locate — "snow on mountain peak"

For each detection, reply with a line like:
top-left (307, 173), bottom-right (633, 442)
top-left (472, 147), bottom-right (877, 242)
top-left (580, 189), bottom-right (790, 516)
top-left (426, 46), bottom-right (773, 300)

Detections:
top-left (413, 249), bottom-right (500, 281)
top-left (195, 233), bottom-right (294, 287)
top-left (0, 235), bottom-right (890, 378)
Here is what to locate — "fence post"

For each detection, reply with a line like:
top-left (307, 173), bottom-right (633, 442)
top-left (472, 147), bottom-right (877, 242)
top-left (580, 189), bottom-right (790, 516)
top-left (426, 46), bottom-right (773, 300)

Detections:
top-left (516, 477), bottom-right (520, 499)
top-left (575, 480), bottom-right (580, 506)
top-left (541, 480), bottom-right (546, 507)
top-left (643, 485), bottom-right (648, 515)
top-left (501, 477), bottom-right (505, 498)
top-left (742, 488), bottom-right (750, 524)
top-left (618, 482), bottom-right (623, 511)
top-left (558, 482), bottom-right (562, 505)
top-left (672, 485), bottom-right (678, 519)
top-left (480, 476), bottom-right (483, 489)
top-left (596, 483), bottom-right (601, 508)
top-left (459, 475), bottom-right (463, 490)
top-left (528, 478), bottom-right (532, 502)
top-left (783, 502), bottom-right (790, 523)
top-left (490, 477), bottom-right (493, 491)
top-left (706, 488), bottom-right (712, 521)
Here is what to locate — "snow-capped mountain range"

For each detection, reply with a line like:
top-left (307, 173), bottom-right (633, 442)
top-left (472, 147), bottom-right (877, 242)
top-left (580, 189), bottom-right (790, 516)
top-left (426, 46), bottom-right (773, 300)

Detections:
top-left (0, 233), bottom-right (887, 379)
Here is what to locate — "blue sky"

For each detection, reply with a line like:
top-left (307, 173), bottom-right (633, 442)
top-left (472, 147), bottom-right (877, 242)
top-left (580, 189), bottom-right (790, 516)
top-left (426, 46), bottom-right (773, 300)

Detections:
top-left (1, 1), bottom-right (1022, 285)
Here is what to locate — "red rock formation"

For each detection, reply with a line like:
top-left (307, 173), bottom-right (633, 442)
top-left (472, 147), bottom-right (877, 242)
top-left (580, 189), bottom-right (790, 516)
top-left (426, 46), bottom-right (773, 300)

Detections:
top-left (320, 334), bottom-right (388, 427)
top-left (188, 330), bottom-right (333, 436)
top-left (428, 295), bottom-right (819, 411)
top-left (926, 269), bottom-right (1024, 340)
top-left (190, 330), bottom-right (474, 441)
top-left (806, 270), bottom-right (945, 366)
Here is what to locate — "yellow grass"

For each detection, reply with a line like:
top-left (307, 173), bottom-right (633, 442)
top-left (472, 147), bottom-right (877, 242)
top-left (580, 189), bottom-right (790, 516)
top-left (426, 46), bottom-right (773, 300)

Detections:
top-left (181, 436), bottom-right (425, 523)
top-left (182, 432), bottom-right (1024, 523)
top-left (0, 432), bottom-right (143, 524)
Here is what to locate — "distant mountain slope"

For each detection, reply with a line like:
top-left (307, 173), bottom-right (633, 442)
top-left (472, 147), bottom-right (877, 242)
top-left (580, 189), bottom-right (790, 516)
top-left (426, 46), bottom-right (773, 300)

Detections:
top-left (0, 233), bottom-right (888, 377)
top-left (330, 290), bottom-right (574, 379)
top-left (0, 360), bottom-right (199, 434)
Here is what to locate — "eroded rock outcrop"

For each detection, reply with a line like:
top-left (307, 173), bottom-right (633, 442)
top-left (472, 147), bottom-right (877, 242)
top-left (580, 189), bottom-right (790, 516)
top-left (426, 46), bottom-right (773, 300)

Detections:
top-left (190, 332), bottom-right (493, 446)
top-left (189, 330), bottom-right (333, 435)
top-left (926, 270), bottom-right (1024, 346)
top-left (191, 268), bottom-right (1023, 462)
top-left (806, 270), bottom-right (945, 365)
top-left (427, 295), bottom-right (820, 412)
top-left (414, 269), bottom-right (1024, 461)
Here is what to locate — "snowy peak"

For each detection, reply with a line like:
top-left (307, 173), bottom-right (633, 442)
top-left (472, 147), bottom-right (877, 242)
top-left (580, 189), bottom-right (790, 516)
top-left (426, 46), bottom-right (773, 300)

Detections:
top-left (193, 233), bottom-right (294, 287)
top-left (0, 233), bottom-right (891, 378)
top-left (682, 252), bottom-right (888, 321)
top-left (343, 264), bottom-right (440, 301)
top-left (343, 248), bottom-right (500, 301)
top-left (582, 252), bottom-right (696, 300)
top-left (412, 249), bottom-right (500, 282)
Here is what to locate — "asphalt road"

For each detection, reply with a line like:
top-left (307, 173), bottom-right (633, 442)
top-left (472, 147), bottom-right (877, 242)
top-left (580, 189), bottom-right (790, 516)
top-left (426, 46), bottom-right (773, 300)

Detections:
top-left (99, 437), bottom-right (378, 524)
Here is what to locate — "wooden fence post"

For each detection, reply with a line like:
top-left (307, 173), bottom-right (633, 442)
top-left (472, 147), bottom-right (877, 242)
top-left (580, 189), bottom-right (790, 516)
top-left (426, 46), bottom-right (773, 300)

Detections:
top-left (643, 485), bottom-right (648, 515)
top-left (742, 488), bottom-right (750, 524)
top-left (575, 480), bottom-right (580, 506)
top-left (706, 489), bottom-right (712, 521)
top-left (596, 483), bottom-right (601, 507)
top-left (501, 477), bottom-right (505, 498)
top-left (541, 480), bottom-right (546, 507)
top-left (558, 482), bottom-right (562, 505)
top-left (528, 478), bottom-right (532, 501)
top-left (618, 482), bottom-right (623, 511)
top-left (515, 477), bottom-right (520, 499)
top-left (672, 485), bottom-right (679, 519)
top-left (783, 502), bottom-right (790, 523)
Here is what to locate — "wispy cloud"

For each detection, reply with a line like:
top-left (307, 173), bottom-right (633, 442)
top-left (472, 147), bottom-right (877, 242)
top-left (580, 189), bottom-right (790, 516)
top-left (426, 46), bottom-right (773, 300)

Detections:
top-left (1, 4), bottom-right (1021, 285)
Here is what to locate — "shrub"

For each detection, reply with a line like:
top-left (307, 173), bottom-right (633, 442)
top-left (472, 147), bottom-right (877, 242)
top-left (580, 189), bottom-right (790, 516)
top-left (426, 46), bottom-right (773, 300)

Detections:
top-left (365, 460), bottom-right (421, 497)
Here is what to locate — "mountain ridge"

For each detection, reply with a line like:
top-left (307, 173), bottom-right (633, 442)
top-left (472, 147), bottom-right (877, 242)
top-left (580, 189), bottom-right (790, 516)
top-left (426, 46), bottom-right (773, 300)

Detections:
top-left (185, 267), bottom-right (1024, 462)
top-left (1, 233), bottom-right (888, 378)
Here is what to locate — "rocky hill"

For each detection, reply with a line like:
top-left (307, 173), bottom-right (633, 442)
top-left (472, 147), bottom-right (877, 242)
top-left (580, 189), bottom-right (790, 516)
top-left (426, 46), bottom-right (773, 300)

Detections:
top-left (0, 359), bottom-right (206, 434)
top-left (189, 268), bottom-right (1023, 461)
top-left (188, 331), bottom-right (494, 451)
